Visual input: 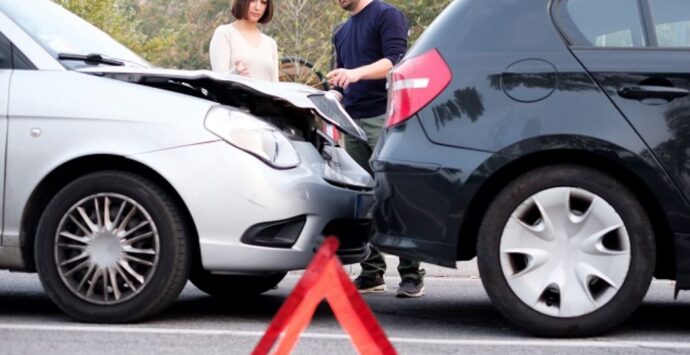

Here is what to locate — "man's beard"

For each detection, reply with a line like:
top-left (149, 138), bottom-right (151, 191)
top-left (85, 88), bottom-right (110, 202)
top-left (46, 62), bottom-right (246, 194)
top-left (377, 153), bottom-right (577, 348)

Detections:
top-left (339, 0), bottom-right (356, 11)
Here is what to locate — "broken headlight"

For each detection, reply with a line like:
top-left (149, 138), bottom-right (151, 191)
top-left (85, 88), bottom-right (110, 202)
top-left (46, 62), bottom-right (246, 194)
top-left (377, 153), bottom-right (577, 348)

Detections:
top-left (204, 105), bottom-right (300, 169)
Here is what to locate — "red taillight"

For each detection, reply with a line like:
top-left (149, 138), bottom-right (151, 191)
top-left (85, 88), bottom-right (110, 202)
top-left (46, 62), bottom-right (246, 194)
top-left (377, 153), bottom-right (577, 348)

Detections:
top-left (385, 48), bottom-right (452, 128)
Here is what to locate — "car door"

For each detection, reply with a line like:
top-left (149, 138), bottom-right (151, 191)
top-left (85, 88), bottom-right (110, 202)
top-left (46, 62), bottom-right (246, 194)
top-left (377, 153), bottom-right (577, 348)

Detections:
top-left (0, 33), bottom-right (10, 244)
top-left (554, 0), bottom-right (690, 198)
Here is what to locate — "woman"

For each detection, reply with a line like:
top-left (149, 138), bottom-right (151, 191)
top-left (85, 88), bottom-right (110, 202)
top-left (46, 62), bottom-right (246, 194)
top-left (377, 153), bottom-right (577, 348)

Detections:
top-left (210, 0), bottom-right (279, 82)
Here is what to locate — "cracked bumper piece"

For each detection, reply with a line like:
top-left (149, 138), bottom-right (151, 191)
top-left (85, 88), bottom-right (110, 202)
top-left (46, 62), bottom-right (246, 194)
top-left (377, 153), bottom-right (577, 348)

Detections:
top-left (132, 140), bottom-right (373, 273)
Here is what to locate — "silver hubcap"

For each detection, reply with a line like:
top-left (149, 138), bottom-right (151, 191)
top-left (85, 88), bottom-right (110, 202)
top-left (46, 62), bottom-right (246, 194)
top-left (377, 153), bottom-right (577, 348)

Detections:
top-left (54, 194), bottom-right (160, 305)
top-left (500, 187), bottom-right (630, 317)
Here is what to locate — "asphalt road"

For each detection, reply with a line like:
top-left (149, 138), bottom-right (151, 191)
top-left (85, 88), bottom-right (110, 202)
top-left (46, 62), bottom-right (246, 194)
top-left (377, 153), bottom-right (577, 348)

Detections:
top-left (1, 271), bottom-right (689, 354)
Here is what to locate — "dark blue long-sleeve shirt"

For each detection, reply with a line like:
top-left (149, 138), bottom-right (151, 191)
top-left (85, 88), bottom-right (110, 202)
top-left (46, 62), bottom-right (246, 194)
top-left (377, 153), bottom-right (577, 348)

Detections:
top-left (333, 1), bottom-right (409, 119)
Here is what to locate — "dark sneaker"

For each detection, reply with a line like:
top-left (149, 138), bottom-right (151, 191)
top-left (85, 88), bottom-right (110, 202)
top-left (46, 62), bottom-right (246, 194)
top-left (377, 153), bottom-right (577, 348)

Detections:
top-left (396, 278), bottom-right (425, 298)
top-left (353, 275), bottom-right (386, 294)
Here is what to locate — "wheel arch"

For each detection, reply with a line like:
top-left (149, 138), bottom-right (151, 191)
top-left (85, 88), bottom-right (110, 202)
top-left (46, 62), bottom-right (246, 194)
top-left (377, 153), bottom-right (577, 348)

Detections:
top-left (457, 149), bottom-right (675, 280)
top-left (19, 154), bottom-right (200, 272)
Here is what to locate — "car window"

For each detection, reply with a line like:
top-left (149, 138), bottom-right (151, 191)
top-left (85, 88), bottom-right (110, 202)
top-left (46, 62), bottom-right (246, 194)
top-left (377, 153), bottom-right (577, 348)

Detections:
top-left (0, 32), bottom-right (11, 69)
top-left (558, 0), bottom-right (646, 47)
top-left (650, 0), bottom-right (690, 48)
top-left (12, 45), bottom-right (34, 70)
top-left (0, 0), bottom-right (149, 69)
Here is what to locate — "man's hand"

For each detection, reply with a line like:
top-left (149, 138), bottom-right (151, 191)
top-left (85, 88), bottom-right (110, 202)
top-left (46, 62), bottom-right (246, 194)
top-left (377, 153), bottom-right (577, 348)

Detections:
top-left (234, 60), bottom-right (250, 77)
top-left (326, 59), bottom-right (393, 89)
top-left (326, 68), bottom-right (362, 90)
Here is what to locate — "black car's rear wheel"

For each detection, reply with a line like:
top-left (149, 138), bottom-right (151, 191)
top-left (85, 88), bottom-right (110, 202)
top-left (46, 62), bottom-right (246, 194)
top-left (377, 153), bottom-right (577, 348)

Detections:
top-left (477, 165), bottom-right (655, 337)
top-left (35, 171), bottom-right (191, 322)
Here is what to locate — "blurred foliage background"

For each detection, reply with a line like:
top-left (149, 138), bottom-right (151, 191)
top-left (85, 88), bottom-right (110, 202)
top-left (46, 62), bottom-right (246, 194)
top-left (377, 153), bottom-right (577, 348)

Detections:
top-left (56, 0), bottom-right (452, 78)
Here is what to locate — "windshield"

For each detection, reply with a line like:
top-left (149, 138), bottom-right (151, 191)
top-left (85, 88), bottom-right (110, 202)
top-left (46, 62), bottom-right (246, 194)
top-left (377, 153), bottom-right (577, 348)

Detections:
top-left (0, 0), bottom-right (150, 69)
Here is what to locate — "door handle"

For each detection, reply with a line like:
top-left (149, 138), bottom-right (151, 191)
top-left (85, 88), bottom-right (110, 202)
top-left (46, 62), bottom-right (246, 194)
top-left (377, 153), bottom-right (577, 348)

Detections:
top-left (619, 85), bottom-right (689, 101)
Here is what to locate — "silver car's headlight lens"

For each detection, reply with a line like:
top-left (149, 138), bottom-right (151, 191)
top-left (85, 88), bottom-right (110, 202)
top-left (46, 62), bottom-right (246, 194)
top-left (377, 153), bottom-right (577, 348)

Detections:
top-left (204, 106), bottom-right (300, 169)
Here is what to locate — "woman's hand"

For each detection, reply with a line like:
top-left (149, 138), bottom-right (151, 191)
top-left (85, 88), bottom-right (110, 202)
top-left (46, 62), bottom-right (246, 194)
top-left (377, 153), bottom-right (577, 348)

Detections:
top-left (234, 60), bottom-right (250, 77)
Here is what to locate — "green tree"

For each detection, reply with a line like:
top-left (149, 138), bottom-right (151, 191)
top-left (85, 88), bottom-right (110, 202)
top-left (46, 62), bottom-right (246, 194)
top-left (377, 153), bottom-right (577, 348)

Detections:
top-left (56, 0), bottom-right (452, 73)
top-left (130, 0), bottom-right (231, 69)
top-left (265, 0), bottom-right (345, 81)
top-left (125, 0), bottom-right (452, 72)
top-left (264, 0), bottom-right (452, 81)
top-left (55, 0), bottom-right (177, 64)
top-left (388, 0), bottom-right (452, 43)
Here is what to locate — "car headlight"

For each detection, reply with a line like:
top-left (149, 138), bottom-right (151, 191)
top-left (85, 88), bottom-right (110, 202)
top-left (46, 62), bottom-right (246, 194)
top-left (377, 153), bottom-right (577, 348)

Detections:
top-left (204, 106), bottom-right (300, 169)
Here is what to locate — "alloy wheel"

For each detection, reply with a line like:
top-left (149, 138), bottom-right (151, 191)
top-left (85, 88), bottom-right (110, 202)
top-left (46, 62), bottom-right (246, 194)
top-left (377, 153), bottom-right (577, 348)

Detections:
top-left (54, 193), bottom-right (160, 305)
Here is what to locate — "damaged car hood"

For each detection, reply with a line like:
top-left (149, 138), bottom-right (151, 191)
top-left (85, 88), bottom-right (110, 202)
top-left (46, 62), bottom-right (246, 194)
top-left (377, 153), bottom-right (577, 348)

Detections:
top-left (77, 66), bottom-right (367, 141)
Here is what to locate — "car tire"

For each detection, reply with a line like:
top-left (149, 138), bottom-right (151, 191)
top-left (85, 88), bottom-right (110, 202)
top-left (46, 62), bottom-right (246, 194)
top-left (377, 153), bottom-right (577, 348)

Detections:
top-left (190, 270), bottom-right (286, 298)
top-left (477, 165), bottom-right (655, 337)
top-left (35, 171), bottom-right (191, 323)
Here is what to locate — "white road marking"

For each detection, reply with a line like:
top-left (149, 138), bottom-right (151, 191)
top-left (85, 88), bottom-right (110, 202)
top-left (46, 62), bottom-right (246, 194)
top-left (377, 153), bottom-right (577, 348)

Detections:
top-left (0, 324), bottom-right (689, 349)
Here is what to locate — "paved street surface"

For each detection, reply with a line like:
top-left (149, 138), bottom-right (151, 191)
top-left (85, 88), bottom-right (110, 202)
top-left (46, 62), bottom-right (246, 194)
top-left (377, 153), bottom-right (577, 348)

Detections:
top-left (1, 270), bottom-right (689, 354)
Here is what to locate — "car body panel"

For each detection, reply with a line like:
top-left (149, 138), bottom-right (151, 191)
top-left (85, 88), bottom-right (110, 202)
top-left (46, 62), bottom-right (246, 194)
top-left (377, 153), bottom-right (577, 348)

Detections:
top-left (410, 0), bottom-right (644, 155)
top-left (371, 115), bottom-right (493, 266)
top-left (570, 49), bottom-right (690, 203)
top-left (0, 0), bottom-right (375, 324)
top-left (78, 66), bottom-right (368, 141)
top-left (370, 0), bottom-right (690, 282)
top-left (0, 2), bottom-right (373, 274)
top-left (3, 70), bottom-right (217, 250)
top-left (0, 68), bottom-right (8, 243)
top-left (133, 141), bottom-right (369, 272)
top-left (675, 232), bottom-right (690, 289)
top-left (373, 121), bottom-right (688, 266)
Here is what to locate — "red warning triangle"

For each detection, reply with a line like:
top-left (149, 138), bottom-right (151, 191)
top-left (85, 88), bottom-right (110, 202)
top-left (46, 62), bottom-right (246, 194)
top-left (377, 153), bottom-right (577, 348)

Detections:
top-left (252, 237), bottom-right (397, 355)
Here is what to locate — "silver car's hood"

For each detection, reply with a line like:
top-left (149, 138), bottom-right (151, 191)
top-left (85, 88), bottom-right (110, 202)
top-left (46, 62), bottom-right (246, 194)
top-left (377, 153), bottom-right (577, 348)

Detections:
top-left (77, 66), bottom-right (367, 141)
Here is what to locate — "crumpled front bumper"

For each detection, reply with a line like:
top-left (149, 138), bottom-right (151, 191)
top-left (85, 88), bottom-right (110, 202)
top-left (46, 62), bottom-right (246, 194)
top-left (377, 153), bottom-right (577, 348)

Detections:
top-left (132, 140), bottom-right (373, 273)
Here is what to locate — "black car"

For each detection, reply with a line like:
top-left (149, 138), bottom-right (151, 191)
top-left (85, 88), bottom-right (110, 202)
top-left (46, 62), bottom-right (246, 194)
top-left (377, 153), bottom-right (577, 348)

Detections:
top-left (371, 0), bottom-right (690, 337)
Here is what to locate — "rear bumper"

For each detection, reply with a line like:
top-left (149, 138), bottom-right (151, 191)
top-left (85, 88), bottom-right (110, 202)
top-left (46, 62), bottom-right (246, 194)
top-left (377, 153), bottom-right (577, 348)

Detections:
top-left (674, 233), bottom-right (690, 289)
top-left (369, 161), bottom-right (462, 267)
top-left (368, 117), bottom-right (495, 266)
top-left (372, 232), bottom-right (456, 268)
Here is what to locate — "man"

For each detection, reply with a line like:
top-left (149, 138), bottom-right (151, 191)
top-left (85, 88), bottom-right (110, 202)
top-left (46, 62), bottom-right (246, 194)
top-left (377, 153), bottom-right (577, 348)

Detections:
top-left (327, 0), bottom-right (425, 298)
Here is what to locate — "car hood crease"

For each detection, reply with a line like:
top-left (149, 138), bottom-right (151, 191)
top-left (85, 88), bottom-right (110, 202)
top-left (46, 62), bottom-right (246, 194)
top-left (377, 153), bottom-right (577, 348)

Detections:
top-left (77, 67), bottom-right (367, 141)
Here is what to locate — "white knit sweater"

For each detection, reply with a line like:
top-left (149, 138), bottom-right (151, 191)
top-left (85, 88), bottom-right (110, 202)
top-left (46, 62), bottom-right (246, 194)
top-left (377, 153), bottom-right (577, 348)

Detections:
top-left (209, 23), bottom-right (279, 82)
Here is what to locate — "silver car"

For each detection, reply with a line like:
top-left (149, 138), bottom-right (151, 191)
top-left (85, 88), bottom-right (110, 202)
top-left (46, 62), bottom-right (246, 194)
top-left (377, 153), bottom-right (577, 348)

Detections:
top-left (0, 0), bottom-right (373, 322)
